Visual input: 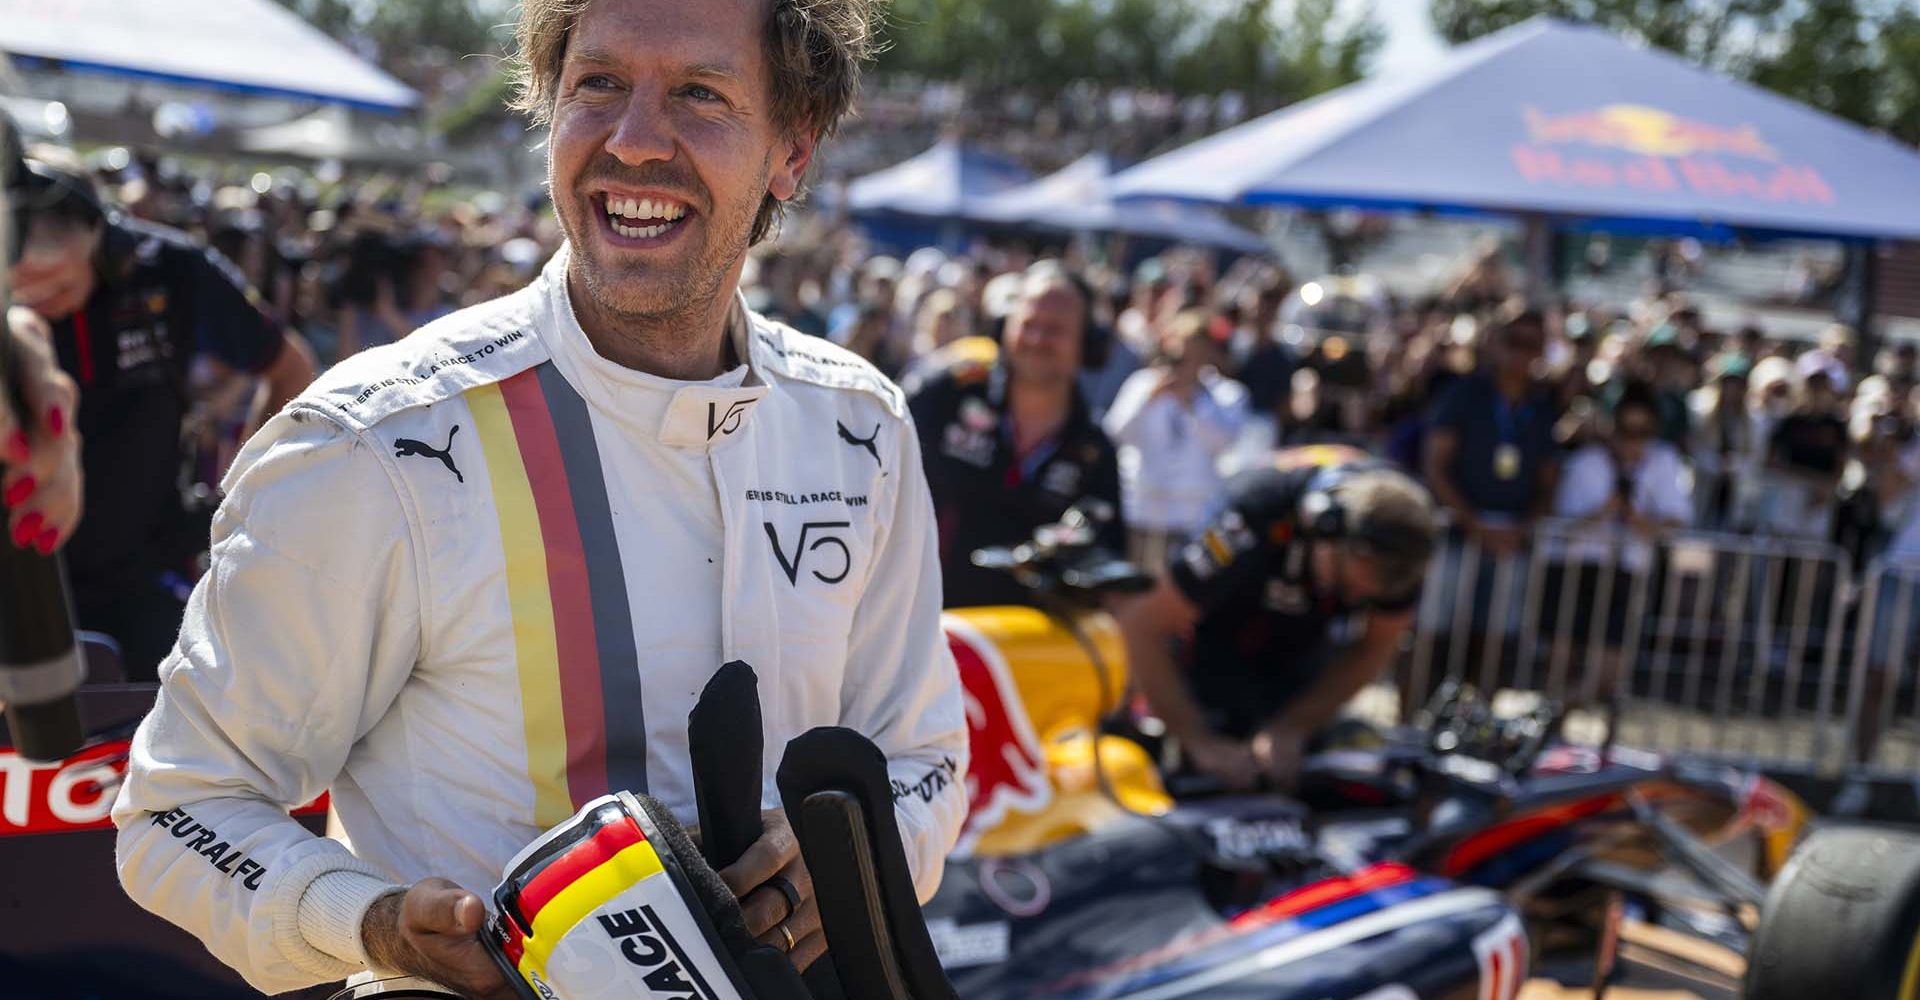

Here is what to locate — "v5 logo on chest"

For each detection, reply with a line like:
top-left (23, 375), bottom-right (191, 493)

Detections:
top-left (764, 520), bottom-right (851, 585)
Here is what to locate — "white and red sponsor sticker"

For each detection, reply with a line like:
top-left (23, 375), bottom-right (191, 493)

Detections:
top-left (1472, 912), bottom-right (1529, 1000)
top-left (1, 740), bottom-right (325, 836)
top-left (0, 740), bottom-right (131, 834)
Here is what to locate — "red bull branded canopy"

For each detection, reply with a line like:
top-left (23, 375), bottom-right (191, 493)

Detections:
top-left (1112, 17), bottom-right (1920, 242)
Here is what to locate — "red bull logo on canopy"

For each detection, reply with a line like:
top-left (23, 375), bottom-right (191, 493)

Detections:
top-left (1512, 103), bottom-right (1833, 206)
top-left (1524, 104), bottom-right (1776, 160)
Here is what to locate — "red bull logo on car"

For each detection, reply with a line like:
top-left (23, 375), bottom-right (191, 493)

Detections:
top-left (944, 616), bottom-right (1052, 856)
top-left (1512, 104), bottom-right (1834, 205)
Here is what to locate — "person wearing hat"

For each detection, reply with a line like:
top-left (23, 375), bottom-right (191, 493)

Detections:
top-left (1690, 354), bottom-right (1757, 529)
top-left (1637, 323), bottom-right (1697, 448)
top-left (1796, 323), bottom-right (1857, 394)
top-left (7, 150), bottom-right (317, 677)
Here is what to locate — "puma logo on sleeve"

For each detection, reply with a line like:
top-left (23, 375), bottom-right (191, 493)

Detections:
top-left (394, 425), bottom-right (464, 483)
top-left (837, 421), bottom-right (882, 467)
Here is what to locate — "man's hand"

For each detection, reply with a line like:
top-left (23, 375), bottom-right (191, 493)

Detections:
top-left (718, 808), bottom-right (824, 971)
top-left (1251, 724), bottom-right (1307, 789)
top-left (1185, 734), bottom-right (1260, 792)
top-left (360, 879), bottom-right (517, 1000)
top-left (2, 307), bottom-right (81, 554)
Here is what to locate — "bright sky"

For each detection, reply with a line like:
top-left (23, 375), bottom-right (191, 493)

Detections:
top-left (1363, 0), bottom-right (1450, 76)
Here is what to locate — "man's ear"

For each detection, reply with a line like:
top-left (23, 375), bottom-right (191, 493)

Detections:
top-left (767, 127), bottom-right (818, 202)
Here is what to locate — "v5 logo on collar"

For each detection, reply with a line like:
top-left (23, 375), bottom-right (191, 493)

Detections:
top-left (764, 521), bottom-right (851, 585)
top-left (707, 399), bottom-right (751, 439)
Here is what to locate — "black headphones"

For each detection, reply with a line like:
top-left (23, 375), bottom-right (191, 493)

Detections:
top-left (1299, 465), bottom-right (1358, 541)
top-left (1299, 463), bottom-right (1435, 556)
top-left (1047, 266), bottom-right (1112, 371)
top-left (996, 264), bottom-right (1112, 371)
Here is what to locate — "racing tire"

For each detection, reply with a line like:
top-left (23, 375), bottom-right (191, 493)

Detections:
top-left (1745, 826), bottom-right (1920, 1000)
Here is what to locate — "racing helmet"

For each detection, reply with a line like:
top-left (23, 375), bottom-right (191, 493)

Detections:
top-left (483, 791), bottom-right (804, 1000)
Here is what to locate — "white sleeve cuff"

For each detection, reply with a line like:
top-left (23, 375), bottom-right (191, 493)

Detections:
top-left (297, 869), bottom-right (405, 969)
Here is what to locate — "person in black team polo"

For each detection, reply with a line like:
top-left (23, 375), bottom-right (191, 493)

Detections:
top-left (8, 156), bottom-right (315, 677)
top-left (905, 261), bottom-right (1125, 608)
top-left (1117, 447), bottom-right (1436, 790)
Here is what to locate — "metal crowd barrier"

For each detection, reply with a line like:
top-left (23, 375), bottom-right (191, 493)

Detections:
top-left (1398, 517), bottom-right (1873, 776)
top-left (1845, 557), bottom-right (1920, 779)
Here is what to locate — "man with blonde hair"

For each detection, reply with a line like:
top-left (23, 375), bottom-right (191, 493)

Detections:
top-left (110, 0), bottom-right (967, 996)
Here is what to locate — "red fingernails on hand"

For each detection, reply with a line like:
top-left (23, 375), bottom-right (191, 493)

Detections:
top-left (12, 512), bottom-right (43, 547)
top-left (4, 476), bottom-right (34, 508)
top-left (34, 528), bottom-right (57, 556)
top-left (48, 407), bottom-right (64, 437)
top-left (4, 431), bottom-right (27, 465)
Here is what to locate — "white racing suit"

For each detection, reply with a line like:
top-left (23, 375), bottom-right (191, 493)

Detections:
top-left (110, 246), bottom-right (970, 994)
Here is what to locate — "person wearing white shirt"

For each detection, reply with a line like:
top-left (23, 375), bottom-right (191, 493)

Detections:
top-left (1542, 386), bottom-right (1691, 705)
top-left (1104, 311), bottom-right (1249, 569)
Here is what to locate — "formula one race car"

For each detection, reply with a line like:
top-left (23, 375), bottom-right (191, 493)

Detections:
top-left (925, 505), bottom-right (1920, 1000)
top-left (6, 507), bottom-right (1920, 1000)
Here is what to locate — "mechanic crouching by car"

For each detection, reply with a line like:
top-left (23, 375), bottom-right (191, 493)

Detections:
top-left (1116, 447), bottom-right (1437, 790)
top-left (8, 152), bottom-right (316, 679)
top-left (905, 261), bottom-right (1126, 608)
top-left (108, 0), bottom-right (968, 996)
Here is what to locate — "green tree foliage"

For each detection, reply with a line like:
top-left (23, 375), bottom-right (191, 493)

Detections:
top-left (271, 0), bottom-right (513, 69)
top-left (1428, 0), bottom-right (1920, 145)
top-left (879, 0), bottom-right (1383, 108)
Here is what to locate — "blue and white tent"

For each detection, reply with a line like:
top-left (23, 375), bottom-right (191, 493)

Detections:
top-left (846, 140), bottom-right (1033, 253)
top-left (1113, 18), bottom-right (1920, 241)
top-left (972, 153), bottom-right (1269, 255)
top-left (0, 0), bottom-right (416, 111)
top-left (846, 140), bottom-right (1032, 220)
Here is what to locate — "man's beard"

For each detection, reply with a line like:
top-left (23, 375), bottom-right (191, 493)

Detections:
top-left (554, 154), bottom-right (770, 325)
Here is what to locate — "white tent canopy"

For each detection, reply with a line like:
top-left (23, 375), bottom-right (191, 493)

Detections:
top-left (971, 153), bottom-right (1270, 255)
top-left (0, 0), bottom-right (416, 111)
top-left (238, 105), bottom-right (431, 164)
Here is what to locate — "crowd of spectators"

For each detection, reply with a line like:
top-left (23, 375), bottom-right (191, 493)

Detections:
top-left (80, 149), bottom-right (563, 367)
top-left (28, 143), bottom-right (1920, 736)
top-left (744, 230), bottom-right (1920, 567)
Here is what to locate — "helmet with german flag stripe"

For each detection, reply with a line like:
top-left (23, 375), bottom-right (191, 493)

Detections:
top-left (483, 791), bottom-right (791, 1000)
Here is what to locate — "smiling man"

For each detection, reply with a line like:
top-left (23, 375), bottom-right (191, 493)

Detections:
top-left (109, 1), bottom-right (968, 996)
